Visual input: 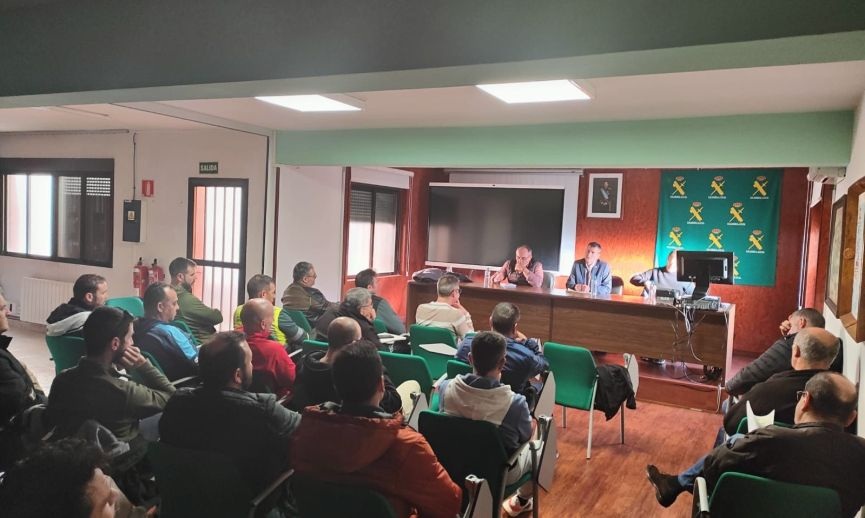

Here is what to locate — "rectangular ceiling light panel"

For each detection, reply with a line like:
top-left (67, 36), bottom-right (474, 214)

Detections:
top-left (476, 80), bottom-right (591, 103)
top-left (255, 95), bottom-right (361, 112)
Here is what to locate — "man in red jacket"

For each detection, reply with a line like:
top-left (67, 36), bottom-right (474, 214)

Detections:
top-left (241, 298), bottom-right (296, 398)
top-left (290, 341), bottom-right (461, 518)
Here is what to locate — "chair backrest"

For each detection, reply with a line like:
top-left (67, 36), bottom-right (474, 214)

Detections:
top-left (534, 370), bottom-right (556, 418)
top-left (409, 324), bottom-right (457, 378)
top-left (734, 418), bottom-right (792, 435)
top-left (542, 342), bottom-right (597, 410)
top-left (379, 351), bottom-right (434, 396)
top-left (301, 339), bottom-right (328, 356)
top-left (745, 400), bottom-right (775, 433)
top-left (709, 471), bottom-right (842, 518)
top-left (284, 309), bottom-right (312, 334)
top-left (623, 353), bottom-right (640, 396)
top-left (294, 476), bottom-right (396, 518)
top-left (542, 271), bottom-right (555, 288)
top-left (418, 410), bottom-right (510, 511)
top-left (106, 297), bottom-right (145, 318)
top-left (373, 318), bottom-right (388, 334)
top-left (446, 359), bottom-right (472, 379)
top-left (44, 335), bottom-right (86, 375)
top-left (610, 276), bottom-right (624, 295)
top-left (148, 441), bottom-right (260, 518)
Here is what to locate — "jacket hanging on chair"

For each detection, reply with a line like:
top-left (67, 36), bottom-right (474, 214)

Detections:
top-left (594, 364), bottom-right (636, 420)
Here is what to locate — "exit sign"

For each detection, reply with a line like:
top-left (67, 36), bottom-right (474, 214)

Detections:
top-left (199, 162), bottom-right (218, 174)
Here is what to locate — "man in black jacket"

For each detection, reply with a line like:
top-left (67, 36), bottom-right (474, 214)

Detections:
top-left (314, 288), bottom-right (398, 351)
top-left (725, 308), bottom-right (843, 396)
top-left (45, 274), bottom-right (108, 337)
top-left (160, 330), bottom-right (301, 492)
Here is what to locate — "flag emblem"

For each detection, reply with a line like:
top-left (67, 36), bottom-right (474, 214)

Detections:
top-left (751, 176), bottom-right (769, 198)
top-left (688, 201), bottom-right (704, 223)
top-left (747, 229), bottom-right (765, 253)
top-left (728, 202), bottom-right (745, 225)
top-left (671, 176), bottom-right (687, 197)
top-left (668, 226), bottom-right (683, 247)
top-left (709, 175), bottom-right (725, 197)
top-left (708, 228), bottom-right (724, 249)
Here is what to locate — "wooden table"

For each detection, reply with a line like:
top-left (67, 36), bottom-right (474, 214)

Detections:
top-left (407, 282), bottom-right (735, 410)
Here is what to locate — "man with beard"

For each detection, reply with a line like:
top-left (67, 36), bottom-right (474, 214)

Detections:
top-left (160, 331), bottom-right (301, 492)
top-left (47, 306), bottom-right (175, 445)
top-left (169, 257), bottom-right (223, 343)
top-left (46, 274), bottom-right (109, 337)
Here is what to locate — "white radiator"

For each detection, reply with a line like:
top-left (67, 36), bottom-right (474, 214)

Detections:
top-left (20, 277), bottom-right (73, 324)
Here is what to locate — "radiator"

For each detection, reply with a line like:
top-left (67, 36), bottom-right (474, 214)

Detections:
top-left (20, 277), bottom-right (73, 324)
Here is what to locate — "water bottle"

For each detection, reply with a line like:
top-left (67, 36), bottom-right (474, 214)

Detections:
top-left (484, 267), bottom-right (491, 288)
top-left (589, 277), bottom-right (596, 296)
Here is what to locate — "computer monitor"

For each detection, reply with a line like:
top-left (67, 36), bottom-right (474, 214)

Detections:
top-left (676, 251), bottom-right (734, 299)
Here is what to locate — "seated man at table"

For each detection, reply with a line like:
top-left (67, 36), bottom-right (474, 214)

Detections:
top-left (646, 372), bottom-right (865, 518)
top-left (492, 245), bottom-right (544, 288)
top-left (415, 274), bottom-right (474, 342)
top-left (629, 250), bottom-right (694, 296)
top-left (354, 268), bottom-right (405, 335)
top-left (440, 331), bottom-right (536, 517)
top-left (725, 307), bottom-right (843, 397)
top-left (456, 302), bottom-right (548, 398)
top-left (566, 242), bottom-right (612, 295)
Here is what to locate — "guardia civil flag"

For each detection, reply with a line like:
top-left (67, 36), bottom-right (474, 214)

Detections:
top-left (656, 169), bottom-right (782, 286)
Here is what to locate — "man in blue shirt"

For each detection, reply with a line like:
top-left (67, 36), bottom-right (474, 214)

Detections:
top-left (134, 282), bottom-right (199, 380)
top-left (455, 302), bottom-right (548, 397)
top-left (566, 241), bottom-right (612, 295)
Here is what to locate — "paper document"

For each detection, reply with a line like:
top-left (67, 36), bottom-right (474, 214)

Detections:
top-left (378, 333), bottom-right (408, 345)
top-left (419, 342), bottom-right (458, 356)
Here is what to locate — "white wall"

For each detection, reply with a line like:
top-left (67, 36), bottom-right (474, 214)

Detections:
top-left (448, 171), bottom-right (581, 273)
top-left (0, 129), bottom-right (269, 314)
top-left (274, 166), bottom-right (345, 301)
top-left (822, 89), bottom-right (865, 442)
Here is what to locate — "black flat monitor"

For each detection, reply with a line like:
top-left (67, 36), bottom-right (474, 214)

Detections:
top-left (676, 251), bottom-right (734, 299)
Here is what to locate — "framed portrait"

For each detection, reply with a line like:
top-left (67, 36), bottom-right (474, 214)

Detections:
top-left (586, 173), bottom-right (623, 218)
top-left (826, 195), bottom-right (846, 316)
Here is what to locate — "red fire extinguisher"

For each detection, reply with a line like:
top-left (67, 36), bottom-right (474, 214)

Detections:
top-left (133, 257), bottom-right (150, 298)
top-left (149, 259), bottom-right (165, 285)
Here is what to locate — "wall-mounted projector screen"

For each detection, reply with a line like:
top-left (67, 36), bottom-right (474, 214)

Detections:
top-left (427, 183), bottom-right (564, 271)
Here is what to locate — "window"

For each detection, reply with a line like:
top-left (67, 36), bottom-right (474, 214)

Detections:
top-left (1, 158), bottom-right (114, 266)
top-left (347, 184), bottom-right (400, 275)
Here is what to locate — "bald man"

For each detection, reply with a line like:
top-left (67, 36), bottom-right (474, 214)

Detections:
top-left (241, 298), bottom-right (296, 398)
top-left (291, 317), bottom-right (402, 413)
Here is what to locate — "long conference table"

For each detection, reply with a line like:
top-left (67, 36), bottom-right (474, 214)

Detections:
top-left (406, 281), bottom-right (735, 410)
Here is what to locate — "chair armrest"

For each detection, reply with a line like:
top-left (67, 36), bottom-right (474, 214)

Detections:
top-left (171, 376), bottom-right (199, 388)
top-left (288, 348), bottom-right (303, 359)
top-left (462, 475), bottom-right (492, 518)
top-left (249, 468), bottom-right (294, 514)
top-left (506, 441), bottom-right (531, 469)
top-left (691, 476), bottom-right (710, 518)
top-left (432, 372), bottom-right (448, 390)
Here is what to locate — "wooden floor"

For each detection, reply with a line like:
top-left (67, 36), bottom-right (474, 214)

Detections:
top-left (524, 401), bottom-right (721, 517)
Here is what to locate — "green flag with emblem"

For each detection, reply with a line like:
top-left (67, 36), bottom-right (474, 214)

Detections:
top-left (656, 169), bottom-right (782, 287)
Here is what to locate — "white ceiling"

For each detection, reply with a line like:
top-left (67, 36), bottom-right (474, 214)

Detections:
top-left (1, 61), bottom-right (864, 133)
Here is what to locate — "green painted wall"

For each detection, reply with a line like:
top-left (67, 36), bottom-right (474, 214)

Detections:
top-left (275, 111), bottom-right (854, 168)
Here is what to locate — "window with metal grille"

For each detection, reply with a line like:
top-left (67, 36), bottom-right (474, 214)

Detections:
top-left (1, 158), bottom-right (114, 267)
top-left (347, 184), bottom-right (400, 275)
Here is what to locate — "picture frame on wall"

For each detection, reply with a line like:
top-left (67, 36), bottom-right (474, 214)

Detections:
top-left (825, 195), bottom-right (846, 316)
top-left (586, 173), bottom-right (623, 219)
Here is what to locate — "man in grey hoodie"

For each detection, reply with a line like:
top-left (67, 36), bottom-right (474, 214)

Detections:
top-left (438, 331), bottom-right (535, 517)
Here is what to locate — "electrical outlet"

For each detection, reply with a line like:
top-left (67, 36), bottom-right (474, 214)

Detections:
top-left (7, 300), bottom-right (20, 317)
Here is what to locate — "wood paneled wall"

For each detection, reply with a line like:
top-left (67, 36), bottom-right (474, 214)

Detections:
top-left (575, 168), bottom-right (810, 355)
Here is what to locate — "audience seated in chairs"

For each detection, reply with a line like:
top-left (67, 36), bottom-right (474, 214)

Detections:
top-left (415, 274), bottom-right (475, 343)
top-left (725, 308), bottom-right (843, 397)
top-left (315, 287), bottom-right (392, 351)
top-left (233, 274), bottom-right (307, 348)
top-left (646, 330), bottom-right (853, 509)
top-left (355, 268), bottom-right (406, 334)
top-left (169, 257), bottom-right (223, 344)
top-left (133, 283), bottom-right (198, 381)
top-left (159, 330), bottom-right (301, 497)
top-left (456, 302), bottom-right (548, 403)
top-left (292, 317), bottom-right (403, 413)
top-left (241, 298), bottom-right (296, 398)
top-left (289, 341), bottom-right (461, 518)
top-left (0, 437), bottom-right (152, 518)
top-left (438, 331), bottom-right (536, 517)
top-left (281, 261), bottom-right (338, 329)
top-left (46, 274), bottom-right (109, 337)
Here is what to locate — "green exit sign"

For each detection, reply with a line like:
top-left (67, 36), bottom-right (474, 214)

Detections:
top-left (199, 162), bottom-right (218, 174)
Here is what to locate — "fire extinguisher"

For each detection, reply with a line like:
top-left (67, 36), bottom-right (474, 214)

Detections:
top-left (133, 257), bottom-right (150, 298)
top-left (149, 258), bottom-right (165, 285)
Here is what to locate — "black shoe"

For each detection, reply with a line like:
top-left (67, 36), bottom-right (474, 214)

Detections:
top-left (646, 464), bottom-right (683, 507)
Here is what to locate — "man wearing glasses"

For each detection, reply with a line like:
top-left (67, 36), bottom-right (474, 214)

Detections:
top-left (492, 245), bottom-right (544, 287)
top-left (313, 288), bottom-right (389, 351)
top-left (646, 328), bottom-right (842, 509)
top-left (282, 261), bottom-right (338, 328)
top-left (415, 274), bottom-right (475, 342)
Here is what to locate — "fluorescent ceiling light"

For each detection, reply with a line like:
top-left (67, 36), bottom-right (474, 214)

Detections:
top-left (476, 80), bottom-right (591, 104)
top-left (255, 95), bottom-right (361, 112)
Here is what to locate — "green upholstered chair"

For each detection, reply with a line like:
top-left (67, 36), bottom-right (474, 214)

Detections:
top-left (106, 296), bottom-right (145, 318)
top-left (148, 441), bottom-right (293, 518)
top-left (373, 318), bottom-right (388, 334)
top-left (446, 359), bottom-right (472, 379)
top-left (379, 350), bottom-right (435, 397)
top-left (418, 411), bottom-right (550, 518)
top-left (44, 335), bottom-right (86, 375)
top-left (734, 417), bottom-right (792, 435)
top-left (693, 472), bottom-right (842, 518)
top-left (408, 324), bottom-right (457, 379)
top-left (283, 309), bottom-right (313, 334)
top-left (301, 339), bottom-right (328, 356)
top-left (293, 476), bottom-right (397, 518)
